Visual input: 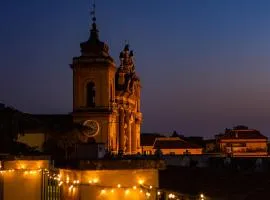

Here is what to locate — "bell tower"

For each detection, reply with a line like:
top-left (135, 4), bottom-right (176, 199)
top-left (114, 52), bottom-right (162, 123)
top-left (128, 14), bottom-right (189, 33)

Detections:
top-left (70, 3), bottom-right (117, 147)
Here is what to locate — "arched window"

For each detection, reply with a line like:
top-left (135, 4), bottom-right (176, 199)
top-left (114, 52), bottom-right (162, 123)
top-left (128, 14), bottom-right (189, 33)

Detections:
top-left (86, 82), bottom-right (96, 107)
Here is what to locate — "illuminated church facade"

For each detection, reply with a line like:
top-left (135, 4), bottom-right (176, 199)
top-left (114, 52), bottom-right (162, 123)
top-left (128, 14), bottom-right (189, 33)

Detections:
top-left (71, 16), bottom-right (142, 154)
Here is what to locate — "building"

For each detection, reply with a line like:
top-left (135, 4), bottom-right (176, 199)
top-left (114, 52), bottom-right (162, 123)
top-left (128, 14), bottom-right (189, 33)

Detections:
top-left (0, 156), bottom-right (163, 200)
top-left (141, 134), bottom-right (202, 155)
top-left (140, 133), bottom-right (165, 155)
top-left (10, 6), bottom-right (142, 156)
top-left (217, 127), bottom-right (268, 157)
top-left (71, 15), bottom-right (142, 154)
top-left (0, 156), bottom-right (52, 200)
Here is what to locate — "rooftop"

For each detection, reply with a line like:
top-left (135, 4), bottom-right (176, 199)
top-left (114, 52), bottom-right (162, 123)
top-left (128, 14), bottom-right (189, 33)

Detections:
top-left (219, 129), bottom-right (267, 140)
top-left (153, 137), bottom-right (202, 149)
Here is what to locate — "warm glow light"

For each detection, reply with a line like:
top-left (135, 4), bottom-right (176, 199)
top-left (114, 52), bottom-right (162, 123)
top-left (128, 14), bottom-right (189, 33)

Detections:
top-left (133, 186), bottom-right (137, 190)
top-left (69, 185), bottom-right (74, 190)
top-left (23, 170), bottom-right (38, 175)
top-left (101, 189), bottom-right (106, 195)
top-left (168, 193), bottom-right (175, 199)
top-left (111, 189), bottom-right (114, 193)
top-left (146, 192), bottom-right (151, 197)
top-left (93, 178), bottom-right (99, 183)
top-left (138, 179), bottom-right (144, 185)
top-left (200, 194), bottom-right (204, 198)
top-left (149, 185), bottom-right (152, 189)
top-left (125, 189), bottom-right (130, 195)
top-left (140, 190), bottom-right (143, 193)
top-left (117, 184), bottom-right (121, 188)
top-left (157, 191), bottom-right (161, 195)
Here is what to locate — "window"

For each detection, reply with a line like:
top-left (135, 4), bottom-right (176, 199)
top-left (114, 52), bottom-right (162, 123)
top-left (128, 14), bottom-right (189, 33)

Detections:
top-left (145, 150), bottom-right (152, 155)
top-left (86, 82), bottom-right (96, 107)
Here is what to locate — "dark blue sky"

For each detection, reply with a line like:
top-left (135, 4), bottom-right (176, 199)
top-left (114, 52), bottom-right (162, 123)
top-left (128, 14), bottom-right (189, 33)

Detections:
top-left (1, 0), bottom-right (270, 138)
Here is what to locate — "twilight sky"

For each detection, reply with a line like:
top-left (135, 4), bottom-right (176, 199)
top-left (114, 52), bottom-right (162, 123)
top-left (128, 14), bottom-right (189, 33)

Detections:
top-left (1, 0), bottom-right (270, 138)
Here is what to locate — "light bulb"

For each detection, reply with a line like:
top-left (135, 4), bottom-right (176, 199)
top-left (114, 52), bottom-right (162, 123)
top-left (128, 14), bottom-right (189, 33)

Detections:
top-left (101, 189), bottom-right (106, 194)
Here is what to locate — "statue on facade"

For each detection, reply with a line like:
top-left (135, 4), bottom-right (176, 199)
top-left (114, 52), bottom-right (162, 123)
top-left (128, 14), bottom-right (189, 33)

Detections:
top-left (115, 44), bottom-right (140, 94)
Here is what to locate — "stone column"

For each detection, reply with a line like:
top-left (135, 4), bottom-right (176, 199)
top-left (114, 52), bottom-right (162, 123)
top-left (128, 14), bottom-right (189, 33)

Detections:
top-left (119, 108), bottom-right (125, 153)
top-left (125, 111), bottom-right (132, 154)
top-left (131, 118), bottom-right (137, 154)
top-left (135, 118), bottom-right (141, 152)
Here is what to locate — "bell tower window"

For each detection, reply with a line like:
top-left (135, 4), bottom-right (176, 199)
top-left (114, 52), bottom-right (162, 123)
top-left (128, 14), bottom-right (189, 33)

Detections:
top-left (86, 82), bottom-right (96, 107)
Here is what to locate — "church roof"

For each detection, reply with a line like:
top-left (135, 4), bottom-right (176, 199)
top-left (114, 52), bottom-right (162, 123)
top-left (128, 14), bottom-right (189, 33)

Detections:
top-left (71, 4), bottom-right (114, 64)
top-left (219, 129), bottom-right (267, 140)
top-left (79, 22), bottom-right (111, 59)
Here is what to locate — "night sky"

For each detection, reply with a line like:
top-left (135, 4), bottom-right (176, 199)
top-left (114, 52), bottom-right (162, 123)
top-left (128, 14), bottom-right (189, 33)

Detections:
top-left (1, 0), bottom-right (270, 138)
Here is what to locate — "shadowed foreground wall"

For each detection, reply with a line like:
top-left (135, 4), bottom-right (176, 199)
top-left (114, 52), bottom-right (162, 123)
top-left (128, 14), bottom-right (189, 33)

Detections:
top-left (1, 159), bottom-right (50, 200)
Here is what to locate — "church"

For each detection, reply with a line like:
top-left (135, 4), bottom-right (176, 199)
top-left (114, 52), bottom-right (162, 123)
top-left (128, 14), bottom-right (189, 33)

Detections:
top-left (2, 6), bottom-right (142, 156)
top-left (70, 13), bottom-right (142, 155)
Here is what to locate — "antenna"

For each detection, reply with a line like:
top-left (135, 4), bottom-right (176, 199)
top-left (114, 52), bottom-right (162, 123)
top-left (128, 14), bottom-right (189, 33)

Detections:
top-left (90, 0), bottom-right (96, 22)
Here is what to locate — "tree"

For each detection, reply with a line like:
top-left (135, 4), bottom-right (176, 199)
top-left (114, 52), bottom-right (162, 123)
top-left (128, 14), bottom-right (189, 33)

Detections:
top-left (0, 106), bottom-right (41, 153)
top-left (57, 131), bottom-right (79, 160)
top-left (44, 123), bottom-right (91, 160)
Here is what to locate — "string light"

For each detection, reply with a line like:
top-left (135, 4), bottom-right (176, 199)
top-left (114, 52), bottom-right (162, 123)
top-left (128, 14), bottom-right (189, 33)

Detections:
top-left (58, 181), bottom-right (63, 186)
top-left (100, 189), bottom-right (106, 195)
top-left (125, 189), bottom-right (130, 195)
top-left (200, 193), bottom-right (205, 200)
top-left (168, 193), bottom-right (176, 199)
top-left (138, 179), bottom-right (144, 185)
top-left (69, 185), bottom-right (74, 190)
top-left (0, 167), bottom-right (180, 199)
